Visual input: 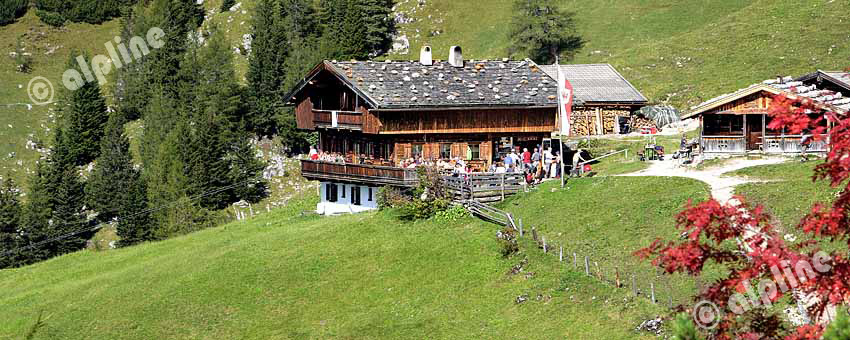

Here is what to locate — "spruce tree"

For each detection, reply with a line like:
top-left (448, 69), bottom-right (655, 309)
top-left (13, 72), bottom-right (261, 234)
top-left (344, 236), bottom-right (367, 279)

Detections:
top-left (86, 113), bottom-right (139, 222)
top-left (60, 53), bottom-right (109, 165)
top-left (246, 0), bottom-right (287, 137)
top-left (18, 162), bottom-right (54, 264)
top-left (116, 174), bottom-right (152, 247)
top-left (49, 164), bottom-right (88, 255)
top-left (508, 0), bottom-right (584, 64)
top-left (0, 177), bottom-right (21, 268)
top-left (319, 0), bottom-right (394, 60)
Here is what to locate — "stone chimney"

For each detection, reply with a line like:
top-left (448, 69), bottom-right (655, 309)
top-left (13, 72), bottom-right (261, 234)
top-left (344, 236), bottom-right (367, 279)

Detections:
top-left (420, 45), bottom-right (433, 66)
top-left (449, 46), bottom-right (463, 68)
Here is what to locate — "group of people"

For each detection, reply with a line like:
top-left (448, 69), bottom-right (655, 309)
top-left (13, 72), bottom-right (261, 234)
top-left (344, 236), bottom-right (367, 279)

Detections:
top-left (487, 147), bottom-right (573, 184)
top-left (308, 145), bottom-right (590, 182)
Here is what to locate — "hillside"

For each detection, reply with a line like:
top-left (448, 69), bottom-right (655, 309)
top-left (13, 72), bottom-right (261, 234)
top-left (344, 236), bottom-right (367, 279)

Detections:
top-left (393, 0), bottom-right (850, 108)
top-left (2, 0), bottom-right (848, 185)
top-left (0, 181), bottom-right (690, 339)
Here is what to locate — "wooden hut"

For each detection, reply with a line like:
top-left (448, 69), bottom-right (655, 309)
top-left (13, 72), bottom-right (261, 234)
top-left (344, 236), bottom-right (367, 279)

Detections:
top-left (283, 46), bottom-right (647, 214)
top-left (684, 76), bottom-right (848, 156)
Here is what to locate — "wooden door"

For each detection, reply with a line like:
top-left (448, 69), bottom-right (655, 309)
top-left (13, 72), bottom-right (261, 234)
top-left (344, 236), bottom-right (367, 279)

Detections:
top-left (479, 141), bottom-right (492, 165)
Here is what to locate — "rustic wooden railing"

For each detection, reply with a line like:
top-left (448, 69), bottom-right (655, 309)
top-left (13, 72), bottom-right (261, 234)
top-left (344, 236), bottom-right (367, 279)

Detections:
top-left (701, 136), bottom-right (746, 153)
top-left (300, 160), bottom-right (418, 187)
top-left (444, 172), bottom-right (525, 203)
top-left (763, 134), bottom-right (828, 153)
top-left (313, 110), bottom-right (363, 127)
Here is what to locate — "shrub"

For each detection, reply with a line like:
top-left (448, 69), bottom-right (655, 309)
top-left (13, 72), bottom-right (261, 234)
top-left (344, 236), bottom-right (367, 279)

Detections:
top-left (413, 165), bottom-right (446, 200)
top-left (434, 204), bottom-right (469, 223)
top-left (220, 0), bottom-right (236, 12)
top-left (497, 227), bottom-right (519, 257)
top-left (377, 186), bottom-right (410, 210)
top-left (823, 309), bottom-right (850, 340)
top-left (14, 37), bottom-right (32, 73)
top-left (35, 10), bottom-right (66, 27)
top-left (0, 0), bottom-right (29, 26)
top-left (396, 198), bottom-right (448, 221)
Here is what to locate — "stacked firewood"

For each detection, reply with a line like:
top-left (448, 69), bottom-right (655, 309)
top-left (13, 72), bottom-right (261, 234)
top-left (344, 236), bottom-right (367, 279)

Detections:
top-left (630, 116), bottom-right (657, 131)
top-left (570, 113), bottom-right (598, 135)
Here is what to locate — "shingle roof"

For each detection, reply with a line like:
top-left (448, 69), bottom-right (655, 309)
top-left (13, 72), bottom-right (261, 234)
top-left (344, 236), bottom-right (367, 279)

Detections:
top-left (328, 59), bottom-right (559, 109)
top-left (539, 64), bottom-right (648, 104)
top-left (796, 70), bottom-right (850, 93)
top-left (684, 75), bottom-right (850, 119)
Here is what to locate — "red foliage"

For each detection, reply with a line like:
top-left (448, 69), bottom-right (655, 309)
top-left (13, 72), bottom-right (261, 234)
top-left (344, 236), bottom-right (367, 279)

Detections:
top-left (783, 325), bottom-right (823, 340)
top-left (638, 92), bottom-right (850, 337)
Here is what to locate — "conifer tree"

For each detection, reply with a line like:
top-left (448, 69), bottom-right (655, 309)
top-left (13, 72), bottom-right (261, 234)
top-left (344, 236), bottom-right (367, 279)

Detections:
top-left (86, 113), bottom-right (139, 222)
top-left (508, 0), bottom-right (584, 64)
top-left (115, 174), bottom-right (152, 247)
top-left (60, 53), bottom-right (108, 165)
top-left (18, 162), bottom-right (54, 264)
top-left (319, 0), bottom-right (394, 60)
top-left (246, 0), bottom-right (287, 137)
top-left (0, 177), bottom-right (21, 268)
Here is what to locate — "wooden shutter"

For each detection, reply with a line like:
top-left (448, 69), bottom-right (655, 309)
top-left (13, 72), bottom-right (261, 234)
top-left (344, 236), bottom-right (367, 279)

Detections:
top-left (480, 141), bottom-right (492, 164)
top-left (394, 143), bottom-right (410, 164)
top-left (451, 143), bottom-right (467, 159)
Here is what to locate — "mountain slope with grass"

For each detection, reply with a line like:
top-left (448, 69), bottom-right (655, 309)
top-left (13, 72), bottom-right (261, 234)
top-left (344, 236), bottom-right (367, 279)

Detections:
top-left (394, 0), bottom-right (850, 108)
top-left (3, 0), bottom-right (848, 184)
top-left (0, 189), bottom-right (678, 339)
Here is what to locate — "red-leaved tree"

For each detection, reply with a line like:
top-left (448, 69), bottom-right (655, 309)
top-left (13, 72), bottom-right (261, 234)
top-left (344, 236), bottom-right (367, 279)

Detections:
top-left (637, 93), bottom-right (850, 339)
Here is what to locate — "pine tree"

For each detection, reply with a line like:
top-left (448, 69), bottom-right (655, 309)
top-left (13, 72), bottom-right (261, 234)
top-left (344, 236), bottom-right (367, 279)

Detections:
top-left (0, 177), bottom-right (21, 268)
top-left (86, 113), bottom-right (139, 222)
top-left (60, 53), bottom-right (109, 165)
top-left (115, 174), bottom-right (152, 247)
top-left (114, 4), bottom-right (153, 121)
top-left (246, 0), bottom-right (287, 137)
top-left (508, 0), bottom-right (584, 64)
top-left (319, 0), bottom-right (394, 60)
top-left (49, 164), bottom-right (88, 255)
top-left (18, 162), bottom-right (54, 264)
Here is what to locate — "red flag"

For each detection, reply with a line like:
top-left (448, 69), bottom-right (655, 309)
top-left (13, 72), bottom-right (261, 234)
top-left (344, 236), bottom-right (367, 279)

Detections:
top-left (557, 66), bottom-right (574, 136)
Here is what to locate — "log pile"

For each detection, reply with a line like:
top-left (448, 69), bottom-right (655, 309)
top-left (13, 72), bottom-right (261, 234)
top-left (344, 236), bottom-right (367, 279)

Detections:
top-left (630, 116), bottom-right (657, 131)
top-left (569, 108), bottom-right (631, 135)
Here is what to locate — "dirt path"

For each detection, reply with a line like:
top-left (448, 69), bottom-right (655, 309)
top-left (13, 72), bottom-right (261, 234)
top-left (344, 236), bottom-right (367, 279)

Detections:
top-left (619, 157), bottom-right (787, 203)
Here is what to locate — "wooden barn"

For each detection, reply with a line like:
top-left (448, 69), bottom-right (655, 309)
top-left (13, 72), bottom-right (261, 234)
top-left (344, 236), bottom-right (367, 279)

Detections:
top-left (283, 46), bottom-right (646, 213)
top-left (684, 74), bottom-right (850, 156)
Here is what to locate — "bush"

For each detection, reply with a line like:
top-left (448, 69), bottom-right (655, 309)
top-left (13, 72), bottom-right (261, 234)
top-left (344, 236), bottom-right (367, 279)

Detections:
top-left (0, 0), bottom-right (29, 26)
top-left (497, 227), bottom-right (519, 257)
top-left (35, 10), bottom-right (66, 27)
top-left (377, 186), bottom-right (410, 210)
top-left (220, 0), bottom-right (236, 12)
top-left (396, 198), bottom-right (448, 221)
top-left (434, 205), bottom-right (469, 223)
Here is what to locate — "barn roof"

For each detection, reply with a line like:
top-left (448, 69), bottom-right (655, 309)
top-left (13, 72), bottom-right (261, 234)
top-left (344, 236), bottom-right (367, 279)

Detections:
top-left (684, 76), bottom-right (850, 119)
top-left (539, 64), bottom-right (648, 104)
top-left (284, 60), bottom-right (647, 110)
top-left (796, 70), bottom-right (850, 93)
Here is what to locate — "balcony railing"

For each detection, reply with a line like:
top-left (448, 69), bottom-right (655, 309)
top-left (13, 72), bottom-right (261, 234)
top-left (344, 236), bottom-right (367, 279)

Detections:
top-left (313, 110), bottom-right (363, 128)
top-left (764, 135), bottom-right (828, 153)
top-left (300, 160), bottom-right (418, 187)
top-left (702, 136), bottom-right (746, 153)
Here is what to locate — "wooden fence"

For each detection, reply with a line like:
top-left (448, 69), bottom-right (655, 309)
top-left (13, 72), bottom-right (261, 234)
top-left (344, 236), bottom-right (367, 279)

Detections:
top-left (444, 172), bottom-right (525, 203)
top-left (465, 200), bottom-right (684, 309)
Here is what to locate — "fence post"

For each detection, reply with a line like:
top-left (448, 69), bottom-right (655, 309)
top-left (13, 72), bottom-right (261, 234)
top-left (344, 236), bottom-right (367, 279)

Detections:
top-left (501, 173), bottom-right (505, 201)
top-left (650, 282), bottom-right (657, 304)
top-left (584, 256), bottom-right (590, 276)
top-left (249, 204), bottom-right (254, 217)
top-left (594, 262), bottom-right (601, 280)
top-left (573, 253), bottom-right (577, 269)
top-left (559, 247), bottom-right (563, 262)
top-left (519, 219), bottom-right (524, 237)
top-left (532, 227), bottom-right (538, 242)
top-left (615, 267), bottom-right (621, 288)
top-left (542, 236), bottom-right (547, 253)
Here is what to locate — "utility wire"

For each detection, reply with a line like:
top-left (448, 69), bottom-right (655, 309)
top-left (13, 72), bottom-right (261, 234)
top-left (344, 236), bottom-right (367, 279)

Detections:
top-left (1, 178), bottom-right (262, 256)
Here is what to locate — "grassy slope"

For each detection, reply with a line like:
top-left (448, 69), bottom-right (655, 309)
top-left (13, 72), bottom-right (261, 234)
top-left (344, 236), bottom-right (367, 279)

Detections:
top-left (0, 194), bottom-right (665, 339)
top-left (731, 160), bottom-right (841, 234)
top-left (395, 0), bottom-right (850, 109)
top-left (498, 177), bottom-right (713, 305)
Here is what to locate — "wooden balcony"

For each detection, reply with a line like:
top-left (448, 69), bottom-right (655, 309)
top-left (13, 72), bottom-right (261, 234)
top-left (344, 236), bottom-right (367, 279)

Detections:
top-left (300, 160), bottom-right (418, 187)
top-left (313, 110), bottom-right (363, 130)
top-left (702, 136), bottom-right (746, 153)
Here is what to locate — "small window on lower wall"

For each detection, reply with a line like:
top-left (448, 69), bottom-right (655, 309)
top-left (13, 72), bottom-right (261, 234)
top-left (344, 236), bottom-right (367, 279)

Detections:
top-left (368, 187), bottom-right (373, 202)
top-left (326, 183), bottom-right (338, 202)
top-left (351, 186), bottom-right (361, 206)
top-left (341, 184), bottom-right (346, 198)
